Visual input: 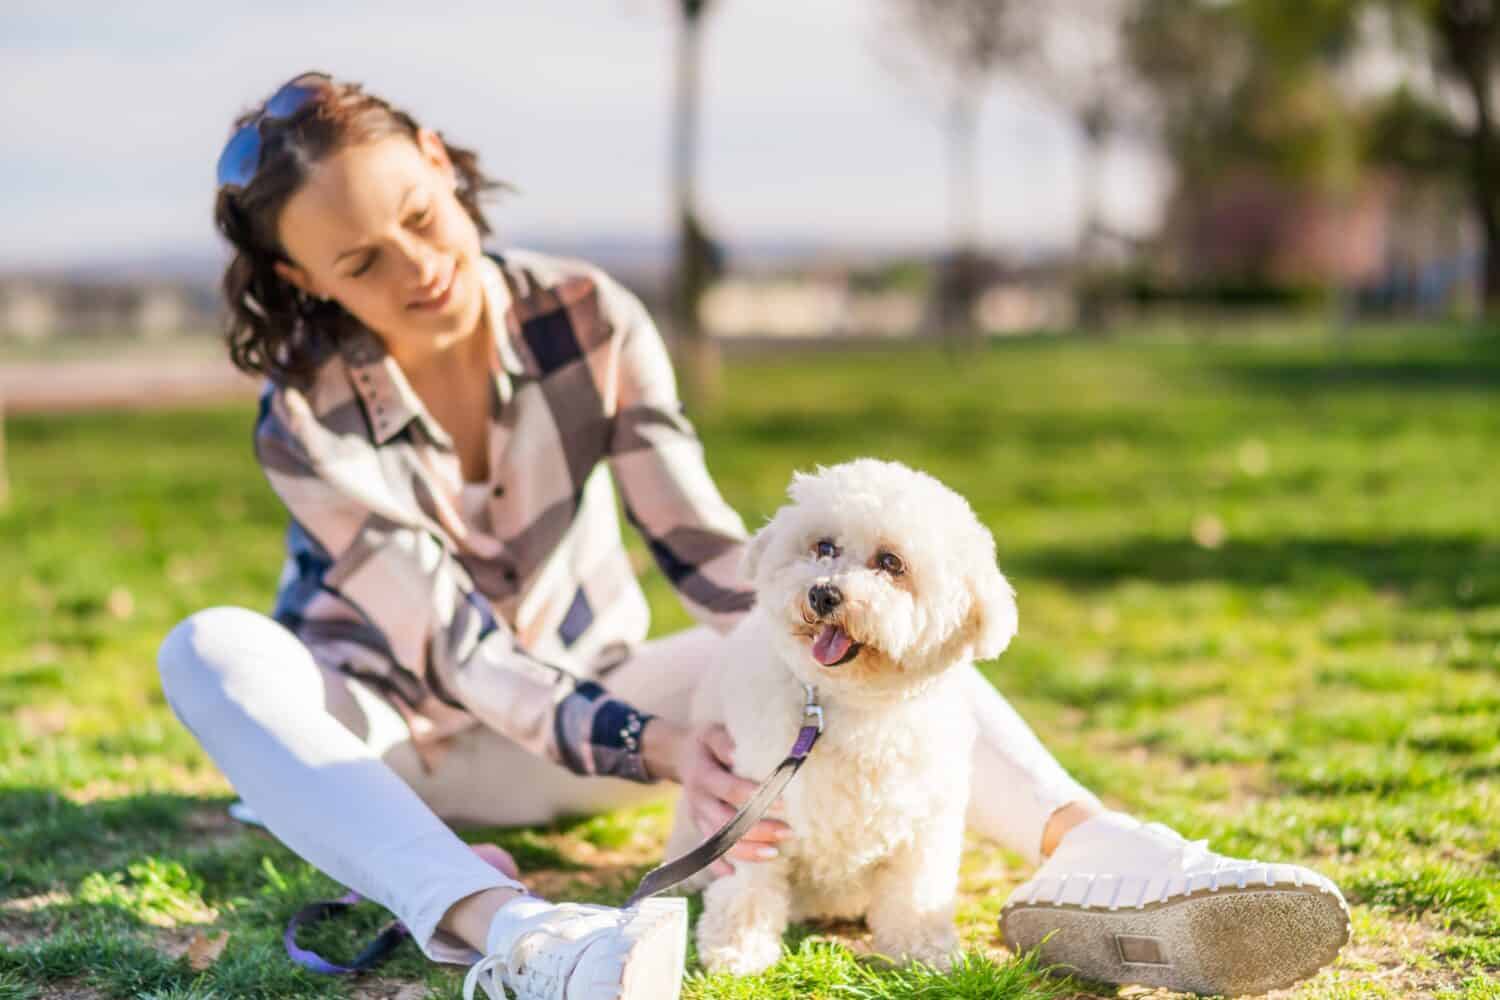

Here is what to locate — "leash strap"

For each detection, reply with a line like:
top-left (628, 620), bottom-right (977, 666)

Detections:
top-left (284, 891), bottom-right (410, 974)
top-left (283, 685), bottom-right (824, 972)
top-left (624, 685), bottom-right (823, 908)
top-left (281, 844), bottom-right (516, 975)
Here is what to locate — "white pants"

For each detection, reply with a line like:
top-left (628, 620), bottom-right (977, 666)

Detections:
top-left (157, 606), bottom-right (1096, 963)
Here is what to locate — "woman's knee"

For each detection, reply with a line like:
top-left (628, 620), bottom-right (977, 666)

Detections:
top-left (157, 606), bottom-right (313, 717)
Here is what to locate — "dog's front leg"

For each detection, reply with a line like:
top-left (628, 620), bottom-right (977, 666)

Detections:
top-left (695, 857), bottom-right (792, 975)
top-left (866, 810), bottom-right (964, 970)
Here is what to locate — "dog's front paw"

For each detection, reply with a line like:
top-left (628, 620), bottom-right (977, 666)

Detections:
top-left (698, 928), bottom-right (783, 976)
top-left (697, 866), bottom-right (790, 975)
top-left (873, 923), bottom-right (959, 971)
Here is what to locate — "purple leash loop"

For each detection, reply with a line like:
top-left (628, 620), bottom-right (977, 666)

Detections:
top-left (284, 891), bottom-right (410, 974)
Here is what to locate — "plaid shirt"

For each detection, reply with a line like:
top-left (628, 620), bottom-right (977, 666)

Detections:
top-left (257, 249), bottom-right (755, 779)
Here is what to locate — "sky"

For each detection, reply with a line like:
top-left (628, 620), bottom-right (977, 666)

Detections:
top-left (1, 0), bottom-right (1170, 274)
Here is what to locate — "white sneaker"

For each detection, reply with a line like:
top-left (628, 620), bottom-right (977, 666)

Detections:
top-left (1000, 813), bottom-right (1349, 997)
top-left (463, 897), bottom-right (687, 1000)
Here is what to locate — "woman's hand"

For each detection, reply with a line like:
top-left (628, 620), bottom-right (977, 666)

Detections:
top-left (642, 719), bottom-right (791, 877)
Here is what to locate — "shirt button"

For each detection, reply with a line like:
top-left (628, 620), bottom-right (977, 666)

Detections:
top-left (502, 568), bottom-right (518, 584)
top-left (492, 484), bottom-right (506, 498)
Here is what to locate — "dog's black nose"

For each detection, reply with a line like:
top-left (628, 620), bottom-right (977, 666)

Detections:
top-left (808, 584), bottom-right (843, 616)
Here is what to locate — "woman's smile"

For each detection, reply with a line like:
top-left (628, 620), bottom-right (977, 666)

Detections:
top-left (408, 260), bottom-right (458, 311)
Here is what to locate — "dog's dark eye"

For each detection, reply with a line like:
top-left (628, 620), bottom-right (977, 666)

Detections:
top-left (875, 551), bottom-right (904, 575)
top-left (814, 538), bottom-right (839, 559)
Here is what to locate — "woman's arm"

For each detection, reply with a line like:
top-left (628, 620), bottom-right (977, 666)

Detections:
top-left (599, 277), bottom-right (757, 634)
top-left (255, 385), bottom-right (660, 783)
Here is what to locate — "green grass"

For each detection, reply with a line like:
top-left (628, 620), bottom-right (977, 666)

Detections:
top-left (3, 323), bottom-right (1499, 997)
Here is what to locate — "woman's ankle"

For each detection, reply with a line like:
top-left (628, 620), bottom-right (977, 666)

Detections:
top-left (1039, 800), bottom-right (1106, 858)
top-left (440, 885), bottom-right (529, 953)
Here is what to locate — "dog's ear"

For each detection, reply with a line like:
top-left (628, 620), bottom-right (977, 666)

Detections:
top-left (739, 511), bottom-right (782, 582)
top-left (967, 560), bottom-right (1018, 662)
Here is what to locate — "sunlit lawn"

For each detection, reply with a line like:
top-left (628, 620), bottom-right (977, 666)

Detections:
top-left (2, 324), bottom-right (1498, 998)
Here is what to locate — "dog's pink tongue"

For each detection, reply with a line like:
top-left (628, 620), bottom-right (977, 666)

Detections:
top-left (813, 624), bottom-right (853, 666)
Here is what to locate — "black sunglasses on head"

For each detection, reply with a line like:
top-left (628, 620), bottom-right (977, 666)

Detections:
top-left (215, 71), bottom-right (332, 189)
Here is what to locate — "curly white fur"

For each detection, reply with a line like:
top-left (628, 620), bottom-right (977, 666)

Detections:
top-left (666, 459), bottom-right (1018, 974)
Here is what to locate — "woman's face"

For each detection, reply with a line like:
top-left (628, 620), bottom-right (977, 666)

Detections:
top-left (274, 129), bottom-right (486, 364)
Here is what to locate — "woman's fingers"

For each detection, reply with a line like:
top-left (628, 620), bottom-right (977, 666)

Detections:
top-left (730, 818), bottom-right (791, 858)
top-left (728, 835), bottom-right (783, 862)
top-left (692, 802), bottom-right (790, 846)
top-left (690, 795), bottom-right (790, 863)
top-left (751, 817), bottom-right (792, 844)
top-left (702, 724), bottom-right (736, 768)
top-left (692, 744), bottom-right (760, 808)
top-left (727, 838), bottom-right (780, 861)
top-left (719, 771), bottom-right (763, 808)
top-left (684, 723), bottom-right (793, 866)
top-left (695, 804), bottom-right (788, 848)
top-left (692, 795), bottom-right (735, 835)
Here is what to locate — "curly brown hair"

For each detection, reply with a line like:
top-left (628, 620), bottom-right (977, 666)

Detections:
top-left (213, 74), bottom-right (506, 386)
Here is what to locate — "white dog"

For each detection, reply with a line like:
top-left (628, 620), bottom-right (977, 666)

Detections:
top-left (666, 458), bottom-right (1018, 974)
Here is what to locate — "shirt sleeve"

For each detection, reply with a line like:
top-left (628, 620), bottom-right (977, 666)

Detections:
top-left (599, 278), bottom-right (758, 633)
top-left (256, 387), bottom-right (660, 783)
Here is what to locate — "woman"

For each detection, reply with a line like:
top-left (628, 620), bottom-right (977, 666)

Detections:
top-left (159, 72), bottom-right (1350, 1000)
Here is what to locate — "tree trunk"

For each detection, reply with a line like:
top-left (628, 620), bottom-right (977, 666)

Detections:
top-left (1075, 117), bottom-right (1109, 332)
top-left (1479, 190), bottom-right (1500, 317)
top-left (672, 2), bottom-right (722, 408)
top-left (949, 86), bottom-right (981, 259)
top-left (673, 9), bottom-right (702, 254)
top-left (1464, 65), bottom-right (1500, 316)
top-left (0, 392), bottom-right (8, 508)
top-left (938, 85), bottom-right (984, 345)
top-left (1437, 2), bottom-right (1500, 316)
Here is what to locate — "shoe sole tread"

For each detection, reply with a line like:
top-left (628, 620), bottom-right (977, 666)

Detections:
top-left (1001, 882), bottom-right (1350, 997)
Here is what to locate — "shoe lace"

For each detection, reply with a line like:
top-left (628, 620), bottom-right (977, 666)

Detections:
top-left (462, 951), bottom-right (508, 1000)
top-left (460, 910), bottom-right (624, 1000)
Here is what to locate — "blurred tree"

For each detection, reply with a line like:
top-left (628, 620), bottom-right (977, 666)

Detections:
top-left (1130, 0), bottom-right (1500, 313)
top-left (1130, 0), bottom-right (1365, 191)
top-left (878, 0), bottom-right (1026, 340)
top-left (0, 394), bottom-right (7, 508)
top-left (1015, 0), bottom-right (1151, 321)
top-left (1126, 0), bottom-right (1369, 289)
top-left (671, 0), bottom-right (726, 408)
top-left (1366, 83), bottom-right (1468, 175)
top-left (1370, 0), bottom-right (1500, 313)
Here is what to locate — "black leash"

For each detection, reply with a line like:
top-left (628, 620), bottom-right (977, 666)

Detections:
top-left (624, 683), bottom-right (824, 908)
top-left (282, 685), bottom-right (824, 972)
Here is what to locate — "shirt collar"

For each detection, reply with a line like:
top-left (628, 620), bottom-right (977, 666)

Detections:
top-left (479, 253), bottom-right (528, 379)
top-left (339, 252), bottom-right (524, 445)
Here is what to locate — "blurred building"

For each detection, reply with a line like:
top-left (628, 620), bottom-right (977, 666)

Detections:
top-left (0, 282), bottom-right (59, 342)
top-left (1162, 170), bottom-right (1387, 289)
top-left (700, 263), bottom-right (1074, 339)
top-left (1157, 168), bottom-right (1478, 313)
top-left (700, 274), bottom-right (922, 338)
top-left (0, 278), bottom-right (218, 341)
top-left (974, 280), bottom-right (1076, 334)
